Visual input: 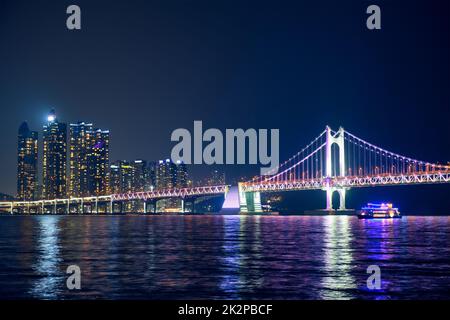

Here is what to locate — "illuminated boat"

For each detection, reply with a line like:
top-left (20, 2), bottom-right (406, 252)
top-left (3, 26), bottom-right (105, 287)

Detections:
top-left (357, 203), bottom-right (401, 219)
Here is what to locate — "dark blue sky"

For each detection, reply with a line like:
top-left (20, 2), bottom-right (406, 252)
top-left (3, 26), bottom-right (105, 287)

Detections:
top-left (0, 0), bottom-right (449, 211)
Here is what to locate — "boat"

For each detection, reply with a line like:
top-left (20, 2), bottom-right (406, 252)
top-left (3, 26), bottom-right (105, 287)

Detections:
top-left (357, 203), bottom-right (401, 219)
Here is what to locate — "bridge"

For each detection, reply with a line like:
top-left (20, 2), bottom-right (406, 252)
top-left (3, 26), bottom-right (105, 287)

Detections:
top-left (239, 126), bottom-right (450, 212)
top-left (1, 126), bottom-right (449, 214)
top-left (0, 185), bottom-right (229, 214)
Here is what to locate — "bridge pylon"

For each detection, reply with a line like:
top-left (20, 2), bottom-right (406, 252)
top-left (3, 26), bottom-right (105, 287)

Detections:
top-left (324, 126), bottom-right (347, 210)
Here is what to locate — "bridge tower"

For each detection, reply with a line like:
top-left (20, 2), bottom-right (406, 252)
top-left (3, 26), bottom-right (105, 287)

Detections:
top-left (324, 126), bottom-right (347, 210)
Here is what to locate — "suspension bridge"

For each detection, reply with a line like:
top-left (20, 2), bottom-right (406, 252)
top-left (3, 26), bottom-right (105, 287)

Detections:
top-left (238, 126), bottom-right (450, 212)
top-left (1, 126), bottom-right (449, 214)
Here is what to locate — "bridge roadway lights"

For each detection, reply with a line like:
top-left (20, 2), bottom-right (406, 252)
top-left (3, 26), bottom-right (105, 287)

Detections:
top-left (0, 185), bottom-right (228, 215)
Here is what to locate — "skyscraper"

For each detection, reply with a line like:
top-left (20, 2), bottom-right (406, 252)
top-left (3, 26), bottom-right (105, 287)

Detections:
top-left (110, 163), bottom-right (121, 194)
top-left (70, 123), bottom-right (110, 197)
top-left (69, 122), bottom-right (93, 197)
top-left (155, 159), bottom-right (188, 211)
top-left (88, 129), bottom-right (110, 196)
top-left (109, 160), bottom-right (134, 212)
top-left (112, 160), bottom-right (134, 193)
top-left (17, 122), bottom-right (38, 201)
top-left (132, 160), bottom-right (147, 192)
top-left (156, 159), bottom-right (177, 190)
top-left (175, 161), bottom-right (188, 188)
top-left (43, 109), bottom-right (67, 200)
top-left (146, 161), bottom-right (157, 191)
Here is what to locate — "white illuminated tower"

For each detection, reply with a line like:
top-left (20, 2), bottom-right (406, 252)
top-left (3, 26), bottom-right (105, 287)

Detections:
top-left (324, 126), bottom-right (346, 210)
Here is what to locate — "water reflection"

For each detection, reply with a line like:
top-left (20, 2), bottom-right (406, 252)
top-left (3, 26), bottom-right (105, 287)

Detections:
top-left (357, 219), bottom-right (399, 299)
top-left (218, 216), bottom-right (265, 299)
top-left (320, 216), bottom-right (356, 299)
top-left (0, 215), bottom-right (448, 299)
top-left (30, 216), bottom-right (63, 299)
top-left (219, 216), bottom-right (243, 298)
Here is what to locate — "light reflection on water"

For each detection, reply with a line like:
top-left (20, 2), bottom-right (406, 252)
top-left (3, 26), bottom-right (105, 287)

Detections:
top-left (29, 216), bottom-right (63, 299)
top-left (320, 216), bottom-right (356, 299)
top-left (0, 215), bottom-right (449, 300)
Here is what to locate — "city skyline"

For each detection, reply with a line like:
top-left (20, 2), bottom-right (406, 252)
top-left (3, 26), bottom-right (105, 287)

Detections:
top-left (10, 109), bottom-right (226, 211)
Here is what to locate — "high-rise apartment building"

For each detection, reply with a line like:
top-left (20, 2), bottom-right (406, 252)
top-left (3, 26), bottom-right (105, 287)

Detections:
top-left (88, 129), bottom-right (110, 196)
top-left (176, 161), bottom-right (188, 188)
top-left (110, 160), bottom-right (134, 193)
top-left (69, 123), bottom-right (110, 197)
top-left (69, 122), bottom-right (93, 197)
top-left (110, 163), bottom-right (121, 194)
top-left (146, 161), bottom-right (157, 191)
top-left (155, 159), bottom-right (188, 211)
top-left (17, 122), bottom-right (38, 200)
top-left (131, 160), bottom-right (147, 192)
top-left (42, 110), bottom-right (67, 200)
top-left (156, 159), bottom-right (177, 190)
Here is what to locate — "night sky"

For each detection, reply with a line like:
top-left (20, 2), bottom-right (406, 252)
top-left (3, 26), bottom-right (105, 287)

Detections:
top-left (0, 1), bottom-right (449, 212)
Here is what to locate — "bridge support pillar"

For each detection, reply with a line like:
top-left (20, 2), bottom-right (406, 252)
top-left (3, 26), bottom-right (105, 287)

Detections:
top-left (338, 189), bottom-right (346, 210)
top-left (238, 183), bottom-right (262, 213)
top-left (325, 187), bottom-right (347, 211)
top-left (326, 188), bottom-right (332, 211)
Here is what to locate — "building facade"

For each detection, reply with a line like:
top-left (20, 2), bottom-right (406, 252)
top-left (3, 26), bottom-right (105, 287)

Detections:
top-left (109, 160), bottom-right (134, 194)
top-left (155, 159), bottom-right (188, 211)
top-left (132, 160), bottom-right (147, 192)
top-left (88, 129), bottom-right (110, 196)
top-left (43, 110), bottom-right (67, 200)
top-left (156, 159), bottom-right (177, 190)
top-left (110, 163), bottom-right (121, 194)
top-left (69, 123), bottom-right (110, 197)
top-left (146, 161), bottom-right (157, 191)
top-left (109, 160), bottom-right (134, 212)
top-left (69, 122), bottom-right (93, 197)
top-left (176, 161), bottom-right (188, 188)
top-left (17, 122), bottom-right (38, 201)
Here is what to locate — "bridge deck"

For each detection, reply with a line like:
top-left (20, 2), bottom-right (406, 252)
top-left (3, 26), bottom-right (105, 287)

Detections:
top-left (241, 171), bottom-right (450, 192)
top-left (0, 185), bottom-right (229, 208)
